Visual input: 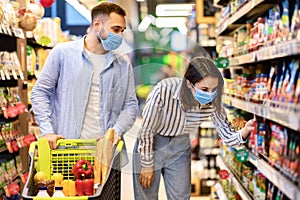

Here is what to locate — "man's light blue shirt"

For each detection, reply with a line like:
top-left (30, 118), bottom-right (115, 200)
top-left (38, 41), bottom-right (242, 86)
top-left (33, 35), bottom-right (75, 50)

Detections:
top-left (31, 37), bottom-right (138, 139)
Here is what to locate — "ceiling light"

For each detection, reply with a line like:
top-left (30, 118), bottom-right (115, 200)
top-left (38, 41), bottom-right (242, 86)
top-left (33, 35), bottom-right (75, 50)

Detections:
top-left (156, 3), bottom-right (195, 17)
top-left (138, 15), bottom-right (155, 32)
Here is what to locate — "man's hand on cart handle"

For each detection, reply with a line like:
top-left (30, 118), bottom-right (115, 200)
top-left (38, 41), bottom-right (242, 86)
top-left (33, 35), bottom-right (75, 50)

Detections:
top-left (113, 134), bottom-right (121, 146)
top-left (41, 133), bottom-right (65, 149)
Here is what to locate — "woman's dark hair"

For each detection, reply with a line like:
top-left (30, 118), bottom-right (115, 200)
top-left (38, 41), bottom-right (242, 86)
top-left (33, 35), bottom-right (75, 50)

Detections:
top-left (91, 2), bottom-right (126, 22)
top-left (180, 57), bottom-right (224, 113)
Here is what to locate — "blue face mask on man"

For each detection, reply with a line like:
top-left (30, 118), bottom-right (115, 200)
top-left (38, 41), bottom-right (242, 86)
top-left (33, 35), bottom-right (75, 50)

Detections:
top-left (97, 25), bottom-right (122, 51)
top-left (192, 84), bottom-right (218, 105)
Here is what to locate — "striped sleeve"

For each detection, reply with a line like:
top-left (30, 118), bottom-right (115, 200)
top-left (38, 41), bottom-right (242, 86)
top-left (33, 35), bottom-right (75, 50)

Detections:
top-left (211, 110), bottom-right (247, 147)
top-left (138, 85), bottom-right (163, 167)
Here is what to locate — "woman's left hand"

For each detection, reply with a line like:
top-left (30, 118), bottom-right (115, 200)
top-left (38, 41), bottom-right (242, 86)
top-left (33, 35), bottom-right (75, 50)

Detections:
top-left (140, 167), bottom-right (154, 188)
top-left (241, 118), bottom-right (256, 140)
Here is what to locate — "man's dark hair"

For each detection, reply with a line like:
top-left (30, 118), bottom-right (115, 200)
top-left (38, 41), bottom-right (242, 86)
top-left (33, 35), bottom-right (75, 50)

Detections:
top-left (91, 2), bottom-right (126, 21)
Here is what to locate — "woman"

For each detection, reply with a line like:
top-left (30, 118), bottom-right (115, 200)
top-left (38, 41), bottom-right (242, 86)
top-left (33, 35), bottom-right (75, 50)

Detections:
top-left (133, 57), bottom-right (255, 200)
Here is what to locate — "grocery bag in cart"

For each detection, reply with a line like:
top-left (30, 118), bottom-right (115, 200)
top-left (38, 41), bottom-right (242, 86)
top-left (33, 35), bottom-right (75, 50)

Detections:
top-left (22, 138), bottom-right (124, 200)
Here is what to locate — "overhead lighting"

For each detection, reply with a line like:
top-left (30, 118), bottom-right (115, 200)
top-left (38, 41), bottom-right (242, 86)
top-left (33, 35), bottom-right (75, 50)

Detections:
top-left (138, 15), bottom-right (155, 32)
top-left (136, 0), bottom-right (145, 1)
top-left (156, 3), bottom-right (195, 17)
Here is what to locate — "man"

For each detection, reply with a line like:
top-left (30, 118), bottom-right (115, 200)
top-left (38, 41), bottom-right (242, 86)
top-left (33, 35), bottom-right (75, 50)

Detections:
top-left (31, 2), bottom-right (138, 149)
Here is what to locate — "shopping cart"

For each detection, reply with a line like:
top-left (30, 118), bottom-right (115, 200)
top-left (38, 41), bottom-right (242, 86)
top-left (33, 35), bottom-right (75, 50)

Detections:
top-left (22, 138), bottom-right (123, 200)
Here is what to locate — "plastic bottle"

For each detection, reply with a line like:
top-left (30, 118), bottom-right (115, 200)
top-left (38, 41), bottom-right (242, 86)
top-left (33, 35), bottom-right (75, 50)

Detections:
top-left (52, 186), bottom-right (65, 197)
top-left (36, 186), bottom-right (50, 197)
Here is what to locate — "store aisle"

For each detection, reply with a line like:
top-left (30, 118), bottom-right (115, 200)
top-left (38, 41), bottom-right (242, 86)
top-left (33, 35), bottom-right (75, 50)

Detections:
top-left (120, 119), bottom-right (210, 200)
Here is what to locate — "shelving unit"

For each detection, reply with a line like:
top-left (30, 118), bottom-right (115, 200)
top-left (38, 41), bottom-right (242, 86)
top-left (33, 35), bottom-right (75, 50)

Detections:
top-left (216, 156), bottom-right (254, 200)
top-left (216, 0), bottom-right (275, 36)
top-left (214, 182), bottom-right (228, 200)
top-left (229, 39), bottom-right (300, 66)
top-left (223, 95), bottom-right (300, 131)
top-left (0, 7), bottom-right (29, 195)
top-left (247, 151), bottom-right (300, 200)
top-left (215, 0), bottom-right (300, 199)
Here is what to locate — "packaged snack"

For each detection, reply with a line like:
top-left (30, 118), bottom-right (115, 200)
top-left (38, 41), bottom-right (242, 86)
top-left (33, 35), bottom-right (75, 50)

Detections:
top-left (285, 60), bottom-right (299, 102)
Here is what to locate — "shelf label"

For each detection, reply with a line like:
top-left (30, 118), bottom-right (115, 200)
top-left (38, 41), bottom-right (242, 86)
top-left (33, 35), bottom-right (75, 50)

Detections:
top-left (12, 69), bottom-right (18, 80)
top-left (235, 149), bottom-right (249, 162)
top-left (12, 27), bottom-right (25, 39)
top-left (0, 70), bottom-right (6, 80)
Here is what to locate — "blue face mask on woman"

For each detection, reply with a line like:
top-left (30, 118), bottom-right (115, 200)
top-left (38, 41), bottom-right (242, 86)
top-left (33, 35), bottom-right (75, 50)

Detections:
top-left (193, 86), bottom-right (218, 105)
top-left (97, 26), bottom-right (122, 51)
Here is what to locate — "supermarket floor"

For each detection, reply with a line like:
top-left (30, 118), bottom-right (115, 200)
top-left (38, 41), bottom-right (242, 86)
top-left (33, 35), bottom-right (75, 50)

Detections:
top-left (120, 119), bottom-right (210, 200)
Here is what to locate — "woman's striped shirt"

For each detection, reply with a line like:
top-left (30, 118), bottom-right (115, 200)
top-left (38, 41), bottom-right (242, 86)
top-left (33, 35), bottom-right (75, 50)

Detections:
top-left (138, 77), bottom-right (246, 167)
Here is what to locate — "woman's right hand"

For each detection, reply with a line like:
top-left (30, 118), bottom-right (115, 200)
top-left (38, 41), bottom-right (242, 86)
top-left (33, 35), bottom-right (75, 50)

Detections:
top-left (140, 167), bottom-right (154, 188)
top-left (41, 133), bottom-right (64, 149)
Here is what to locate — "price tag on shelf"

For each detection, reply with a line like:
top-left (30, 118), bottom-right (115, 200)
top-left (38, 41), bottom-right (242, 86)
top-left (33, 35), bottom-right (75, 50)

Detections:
top-left (12, 27), bottom-right (25, 39)
top-left (7, 26), bottom-right (12, 36)
top-left (0, 70), bottom-right (6, 80)
top-left (12, 69), bottom-right (18, 80)
top-left (1, 24), bottom-right (7, 35)
top-left (4, 69), bottom-right (10, 80)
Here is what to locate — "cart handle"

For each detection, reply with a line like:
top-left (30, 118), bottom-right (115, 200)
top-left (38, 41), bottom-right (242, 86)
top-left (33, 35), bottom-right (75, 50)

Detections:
top-left (56, 139), bottom-right (97, 147)
top-left (28, 141), bottom-right (37, 155)
top-left (28, 138), bottom-right (124, 154)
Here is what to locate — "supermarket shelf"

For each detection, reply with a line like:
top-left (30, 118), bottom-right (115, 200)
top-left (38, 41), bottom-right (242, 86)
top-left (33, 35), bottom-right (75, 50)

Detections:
top-left (222, 95), bottom-right (300, 131)
top-left (199, 40), bottom-right (216, 47)
top-left (256, 39), bottom-right (300, 61)
top-left (228, 39), bottom-right (300, 66)
top-left (247, 151), bottom-right (300, 200)
top-left (0, 146), bottom-right (7, 153)
top-left (214, 182), bottom-right (228, 200)
top-left (27, 38), bottom-right (53, 49)
top-left (229, 52), bottom-right (256, 65)
top-left (216, 156), bottom-right (253, 200)
top-left (216, 0), bottom-right (275, 36)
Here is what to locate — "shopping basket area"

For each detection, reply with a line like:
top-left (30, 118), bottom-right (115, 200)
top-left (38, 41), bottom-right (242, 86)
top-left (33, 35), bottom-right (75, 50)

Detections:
top-left (22, 138), bottom-right (123, 200)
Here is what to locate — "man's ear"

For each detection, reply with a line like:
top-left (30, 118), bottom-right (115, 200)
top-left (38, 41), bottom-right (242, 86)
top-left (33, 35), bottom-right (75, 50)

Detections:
top-left (93, 18), bottom-right (102, 31)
